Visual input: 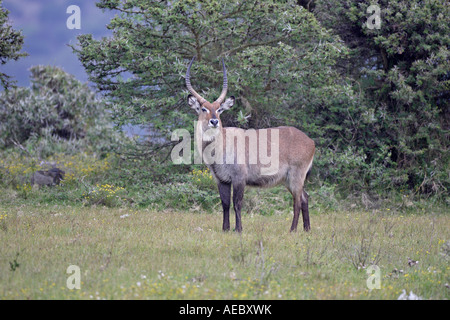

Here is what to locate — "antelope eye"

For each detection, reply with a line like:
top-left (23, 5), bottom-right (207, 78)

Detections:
top-left (202, 107), bottom-right (208, 113)
top-left (217, 108), bottom-right (223, 113)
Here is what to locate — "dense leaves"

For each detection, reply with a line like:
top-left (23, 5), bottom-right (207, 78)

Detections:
top-left (305, 0), bottom-right (449, 194)
top-left (0, 66), bottom-right (120, 158)
top-left (73, 1), bottom-right (351, 130)
top-left (0, 0), bottom-right (27, 89)
top-left (73, 0), bottom-right (449, 196)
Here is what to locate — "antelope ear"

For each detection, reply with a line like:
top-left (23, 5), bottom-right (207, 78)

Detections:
top-left (220, 96), bottom-right (235, 112)
top-left (187, 94), bottom-right (201, 114)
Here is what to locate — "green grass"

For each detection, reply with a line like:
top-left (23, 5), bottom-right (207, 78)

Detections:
top-left (0, 202), bottom-right (448, 300)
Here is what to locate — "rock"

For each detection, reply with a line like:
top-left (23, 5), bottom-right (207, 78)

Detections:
top-left (31, 168), bottom-right (65, 186)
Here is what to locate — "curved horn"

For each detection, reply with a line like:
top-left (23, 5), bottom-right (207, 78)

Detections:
top-left (185, 56), bottom-right (207, 105)
top-left (214, 58), bottom-right (228, 104)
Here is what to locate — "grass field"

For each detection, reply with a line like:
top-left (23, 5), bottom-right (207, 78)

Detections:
top-left (0, 201), bottom-right (448, 300)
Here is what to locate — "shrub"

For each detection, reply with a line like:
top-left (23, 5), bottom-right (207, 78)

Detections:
top-left (0, 65), bottom-right (123, 158)
top-left (83, 183), bottom-right (127, 207)
top-left (190, 168), bottom-right (216, 191)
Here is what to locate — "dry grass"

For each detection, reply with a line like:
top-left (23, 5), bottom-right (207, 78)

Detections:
top-left (0, 203), bottom-right (448, 300)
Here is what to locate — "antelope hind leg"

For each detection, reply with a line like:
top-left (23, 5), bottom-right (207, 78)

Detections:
top-left (301, 190), bottom-right (310, 231)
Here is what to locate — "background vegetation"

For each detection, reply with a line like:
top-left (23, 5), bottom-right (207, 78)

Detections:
top-left (71, 0), bottom-right (449, 199)
top-left (0, 0), bottom-right (27, 89)
top-left (0, 0), bottom-right (448, 300)
top-left (1, 0), bottom-right (448, 204)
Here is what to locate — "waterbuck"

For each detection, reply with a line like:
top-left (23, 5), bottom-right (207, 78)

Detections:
top-left (186, 57), bottom-right (315, 232)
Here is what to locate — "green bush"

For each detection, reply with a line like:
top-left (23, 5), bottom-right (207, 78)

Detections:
top-left (0, 65), bottom-right (123, 158)
top-left (72, 0), bottom-right (448, 198)
top-left (82, 183), bottom-right (127, 207)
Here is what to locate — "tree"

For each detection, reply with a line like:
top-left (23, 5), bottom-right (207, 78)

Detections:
top-left (73, 0), bottom-right (357, 130)
top-left (73, 0), bottom-right (448, 195)
top-left (0, 0), bottom-right (27, 89)
top-left (301, 0), bottom-right (449, 194)
top-left (73, 0), bottom-right (372, 185)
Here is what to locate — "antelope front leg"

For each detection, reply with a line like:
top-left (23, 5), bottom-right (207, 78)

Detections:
top-left (218, 182), bottom-right (231, 231)
top-left (233, 183), bottom-right (245, 232)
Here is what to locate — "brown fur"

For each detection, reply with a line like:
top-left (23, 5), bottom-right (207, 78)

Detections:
top-left (186, 58), bottom-right (315, 232)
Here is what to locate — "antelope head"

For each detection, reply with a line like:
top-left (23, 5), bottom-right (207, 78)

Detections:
top-left (186, 56), bottom-right (235, 137)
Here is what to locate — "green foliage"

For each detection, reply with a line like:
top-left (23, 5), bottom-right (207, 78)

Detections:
top-left (73, 1), bottom-right (362, 184)
top-left (0, 150), bottom-right (114, 202)
top-left (71, 0), bottom-right (448, 197)
top-left (0, 0), bottom-right (27, 89)
top-left (305, 0), bottom-right (449, 196)
top-left (73, 0), bottom-right (351, 132)
top-left (83, 183), bottom-right (127, 207)
top-left (0, 66), bottom-right (123, 158)
top-left (9, 252), bottom-right (20, 272)
top-left (190, 167), bottom-right (216, 191)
